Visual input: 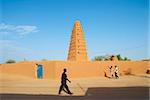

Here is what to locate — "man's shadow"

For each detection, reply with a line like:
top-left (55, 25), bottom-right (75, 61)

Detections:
top-left (104, 72), bottom-right (111, 78)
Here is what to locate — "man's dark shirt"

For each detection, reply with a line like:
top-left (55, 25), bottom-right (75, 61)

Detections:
top-left (61, 72), bottom-right (68, 84)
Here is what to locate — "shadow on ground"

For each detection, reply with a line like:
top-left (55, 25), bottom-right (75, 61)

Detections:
top-left (0, 87), bottom-right (149, 100)
top-left (130, 74), bottom-right (150, 78)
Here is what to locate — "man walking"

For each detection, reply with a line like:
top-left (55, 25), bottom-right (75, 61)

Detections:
top-left (109, 66), bottom-right (113, 78)
top-left (58, 68), bottom-right (73, 95)
top-left (114, 65), bottom-right (119, 79)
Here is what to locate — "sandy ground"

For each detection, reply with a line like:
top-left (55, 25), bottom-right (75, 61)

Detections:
top-left (0, 73), bottom-right (150, 96)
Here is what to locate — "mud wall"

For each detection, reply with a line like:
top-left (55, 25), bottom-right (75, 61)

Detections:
top-left (54, 61), bottom-right (149, 79)
top-left (0, 61), bottom-right (149, 79)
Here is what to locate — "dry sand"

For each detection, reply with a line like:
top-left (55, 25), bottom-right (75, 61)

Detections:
top-left (0, 73), bottom-right (149, 96)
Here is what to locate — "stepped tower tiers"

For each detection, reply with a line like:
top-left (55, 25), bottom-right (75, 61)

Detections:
top-left (67, 20), bottom-right (88, 61)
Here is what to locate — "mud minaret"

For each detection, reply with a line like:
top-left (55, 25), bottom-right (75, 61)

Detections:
top-left (67, 20), bottom-right (88, 61)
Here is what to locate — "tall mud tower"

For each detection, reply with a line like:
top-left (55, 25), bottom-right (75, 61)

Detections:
top-left (67, 20), bottom-right (88, 61)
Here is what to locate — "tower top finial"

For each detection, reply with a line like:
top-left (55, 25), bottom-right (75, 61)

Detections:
top-left (74, 20), bottom-right (81, 26)
top-left (74, 20), bottom-right (80, 23)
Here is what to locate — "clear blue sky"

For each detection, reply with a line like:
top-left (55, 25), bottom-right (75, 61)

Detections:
top-left (0, 0), bottom-right (149, 63)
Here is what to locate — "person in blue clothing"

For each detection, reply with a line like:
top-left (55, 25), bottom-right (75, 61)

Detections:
top-left (36, 63), bottom-right (43, 79)
top-left (58, 68), bottom-right (73, 95)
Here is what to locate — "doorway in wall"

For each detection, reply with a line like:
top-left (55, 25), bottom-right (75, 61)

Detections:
top-left (37, 65), bottom-right (43, 79)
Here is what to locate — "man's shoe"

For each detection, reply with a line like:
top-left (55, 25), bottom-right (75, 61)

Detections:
top-left (68, 92), bottom-right (73, 95)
